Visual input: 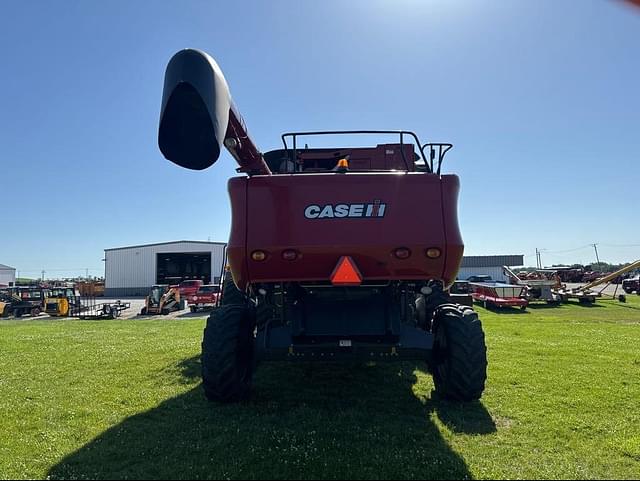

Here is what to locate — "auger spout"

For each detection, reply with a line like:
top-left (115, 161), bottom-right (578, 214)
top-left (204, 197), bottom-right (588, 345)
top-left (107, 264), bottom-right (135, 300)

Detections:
top-left (158, 49), bottom-right (271, 175)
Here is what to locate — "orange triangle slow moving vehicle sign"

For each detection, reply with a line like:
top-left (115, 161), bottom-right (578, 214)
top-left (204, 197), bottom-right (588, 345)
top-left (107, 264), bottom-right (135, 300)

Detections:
top-left (331, 256), bottom-right (363, 286)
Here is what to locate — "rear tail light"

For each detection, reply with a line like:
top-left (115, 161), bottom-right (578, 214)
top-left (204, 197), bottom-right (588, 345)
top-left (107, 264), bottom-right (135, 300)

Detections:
top-left (426, 248), bottom-right (442, 259)
top-left (393, 247), bottom-right (411, 259)
top-left (281, 249), bottom-right (299, 261)
top-left (251, 250), bottom-right (268, 261)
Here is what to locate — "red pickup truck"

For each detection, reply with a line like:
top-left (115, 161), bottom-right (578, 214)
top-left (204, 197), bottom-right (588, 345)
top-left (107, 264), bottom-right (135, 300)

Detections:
top-left (189, 285), bottom-right (221, 312)
top-left (178, 280), bottom-right (204, 302)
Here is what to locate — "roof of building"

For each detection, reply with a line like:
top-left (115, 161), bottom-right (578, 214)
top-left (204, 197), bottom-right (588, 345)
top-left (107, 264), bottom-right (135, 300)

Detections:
top-left (0, 263), bottom-right (16, 270)
top-left (461, 255), bottom-right (524, 268)
top-left (105, 240), bottom-right (227, 252)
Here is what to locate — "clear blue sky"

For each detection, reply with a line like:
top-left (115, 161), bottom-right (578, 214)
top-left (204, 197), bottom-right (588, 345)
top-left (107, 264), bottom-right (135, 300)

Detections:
top-left (1, 0), bottom-right (639, 278)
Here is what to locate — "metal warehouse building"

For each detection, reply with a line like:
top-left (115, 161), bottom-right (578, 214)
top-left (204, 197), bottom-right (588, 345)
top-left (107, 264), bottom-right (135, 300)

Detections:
top-left (0, 263), bottom-right (16, 287)
top-left (104, 241), bottom-right (226, 297)
top-left (458, 255), bottom-right (524, 283)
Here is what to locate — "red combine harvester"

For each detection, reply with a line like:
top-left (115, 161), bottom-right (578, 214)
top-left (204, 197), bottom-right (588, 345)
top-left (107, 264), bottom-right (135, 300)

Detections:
top-left (158, 49), bottom-right (487, 403)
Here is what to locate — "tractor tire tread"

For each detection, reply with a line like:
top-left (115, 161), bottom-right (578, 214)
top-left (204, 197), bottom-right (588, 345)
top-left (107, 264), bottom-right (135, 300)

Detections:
top-left (201, 305), bottom-right (255, 403)
top-left (432, 304), bottom-right (487, 402)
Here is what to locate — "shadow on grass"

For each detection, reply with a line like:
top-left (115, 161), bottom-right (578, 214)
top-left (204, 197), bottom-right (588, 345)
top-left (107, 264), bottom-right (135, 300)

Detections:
top-left (430, 393), bottom-right (497, 435)
top-left (573, 302), bottom-right (605, 308)
top-left (615, 303), bottom-right (640, 312)
top-left (480, 306), bottom-right (530, 315)
top-left (49, 358), bottom-right (494, 480)
top-left (526, 303), bottom-right (562, 310)
top-left (177, 310), bottom-right (214, 319)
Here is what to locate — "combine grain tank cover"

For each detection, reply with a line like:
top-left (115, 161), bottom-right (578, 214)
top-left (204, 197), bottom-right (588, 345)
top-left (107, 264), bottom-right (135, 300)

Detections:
top-left (159, 49), bottom-right (231, 170)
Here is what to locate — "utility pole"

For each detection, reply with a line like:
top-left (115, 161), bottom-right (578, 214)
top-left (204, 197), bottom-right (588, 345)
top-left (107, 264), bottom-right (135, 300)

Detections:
top-left (592, 243), bottom-right (601, 265)
top-left (41, 270), bottom-right (45, 281)
top-left (535, 248), bottom-right (544, 269)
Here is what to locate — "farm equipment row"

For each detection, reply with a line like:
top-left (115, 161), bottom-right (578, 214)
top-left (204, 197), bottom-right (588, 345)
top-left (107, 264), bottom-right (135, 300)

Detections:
top-left (0, 286), bottom-right (132, 319)
top-left (467, 260), bottom-right (640, 310)
top-left (553, 259), bottom-right (640, 304)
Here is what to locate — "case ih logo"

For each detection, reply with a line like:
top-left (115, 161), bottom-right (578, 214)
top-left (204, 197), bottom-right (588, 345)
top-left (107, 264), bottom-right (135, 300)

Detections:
top-left (304, 201), bottom-right (387, 219)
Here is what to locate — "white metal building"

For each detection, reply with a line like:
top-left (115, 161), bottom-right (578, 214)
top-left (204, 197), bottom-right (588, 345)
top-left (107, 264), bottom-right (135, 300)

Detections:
top-left (0, 264), bottom-right (16, 287)
top-left (457, 255), bottom-right (524, 283)
top-left (104, 241), bottom-right (226, 296)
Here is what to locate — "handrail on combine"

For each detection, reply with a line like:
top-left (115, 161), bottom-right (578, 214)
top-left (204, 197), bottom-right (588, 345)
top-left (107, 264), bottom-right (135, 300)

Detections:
top-left (423, 143), bottom-right (453, 175)
top-left (282, 130), bottom-right (454, 174)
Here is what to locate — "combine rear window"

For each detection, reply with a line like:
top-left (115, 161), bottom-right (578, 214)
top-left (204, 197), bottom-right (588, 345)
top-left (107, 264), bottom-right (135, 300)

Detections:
top-left (264, 144), bottom-right (421, 174)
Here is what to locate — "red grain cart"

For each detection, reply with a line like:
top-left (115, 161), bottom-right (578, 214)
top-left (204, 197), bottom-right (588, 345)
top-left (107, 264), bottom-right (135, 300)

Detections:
top-left (470, 282), bottom-right (528, 310)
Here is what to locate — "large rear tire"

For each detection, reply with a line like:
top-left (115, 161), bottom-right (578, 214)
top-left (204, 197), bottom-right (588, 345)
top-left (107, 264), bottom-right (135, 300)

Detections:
top-left (431, 304), bottom-right (487, 402)
top-left (201, 305), bottom-right (255, 403)
top-left (221, 273), bottom-right (246, 306)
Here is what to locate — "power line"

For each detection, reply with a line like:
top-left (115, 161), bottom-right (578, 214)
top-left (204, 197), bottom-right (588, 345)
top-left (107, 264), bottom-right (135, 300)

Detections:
top-left (544, 244), bottom-right (592, 254)
top-left (599, 243), bottom-right (640, 248)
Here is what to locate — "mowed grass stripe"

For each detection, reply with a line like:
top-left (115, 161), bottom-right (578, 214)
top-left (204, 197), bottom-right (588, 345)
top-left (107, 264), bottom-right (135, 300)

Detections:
top-left (0, 297), bottom-right (638, 479)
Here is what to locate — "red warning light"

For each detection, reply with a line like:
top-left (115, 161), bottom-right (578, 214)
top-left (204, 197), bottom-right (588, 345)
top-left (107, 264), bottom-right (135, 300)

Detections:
top-left (330, 256), bottom-right (363, 286)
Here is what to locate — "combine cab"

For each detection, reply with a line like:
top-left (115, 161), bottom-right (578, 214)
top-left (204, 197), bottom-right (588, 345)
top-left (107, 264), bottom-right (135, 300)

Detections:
top-left (157, 49), bottom-right (488, 403)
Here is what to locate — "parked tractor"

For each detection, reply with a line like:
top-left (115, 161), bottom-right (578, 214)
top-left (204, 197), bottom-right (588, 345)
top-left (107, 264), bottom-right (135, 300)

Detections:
top-left (140, 285), bottom-right (183, 315)
top-left (157, 49), bottom-right (488, 403)
top-left (4, 287), bottom-right (45, 317)
top-left (0, 291), bottom-right (38, 318)
top-left (44, 287), bottom-right (81, 317)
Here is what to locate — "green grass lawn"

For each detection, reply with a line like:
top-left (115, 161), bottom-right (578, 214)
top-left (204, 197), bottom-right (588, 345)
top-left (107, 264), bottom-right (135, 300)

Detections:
top-left (1, 296), bottom-right (639, 479)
